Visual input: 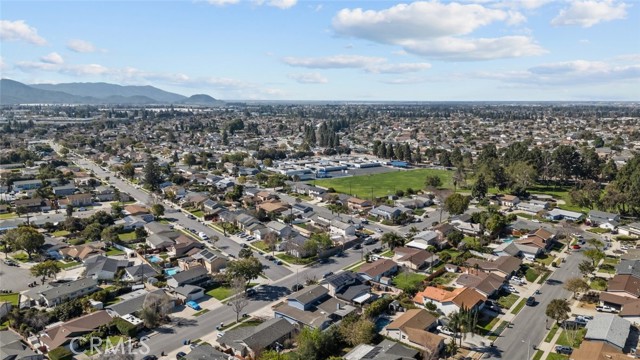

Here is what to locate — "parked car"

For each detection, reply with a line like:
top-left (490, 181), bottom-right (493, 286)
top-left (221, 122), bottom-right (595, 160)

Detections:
top-left (572, 244), bottom-right (581, 249)
top-left (291, 284), bottom-right (304, 291)
top-left (217, 332), bottom-right (225, 338)
top-left (526, 296), bottom-right (536, 306)
top-left (322, 271), bottom-right (334, 279)
top-left (239, 233), bottom-right (247, 238)
top-left (176, 352), bottom-right (187, 359)
top-left (596, 305), bottom-right (618, 313)
top-left (576, 315), bottom-right (593, 321)
top-left (555, 346), bottom-right (572, 355)
top-left (574, 317), bottom-right (588, 326)
top-left (186, 301), bottom-right (201, 311)
top-left (506, 286), bottom-right (518, 293)
top-left (353, 244), bottom-right (362, 250)
top-left (187, 214), bottom-right (196, 220)
top-left (436, 326), bottom-right (457, 337)
top-left (274, 259), bottom-right (283, 265)
top-left (142, 355), bottom-right (158, 360)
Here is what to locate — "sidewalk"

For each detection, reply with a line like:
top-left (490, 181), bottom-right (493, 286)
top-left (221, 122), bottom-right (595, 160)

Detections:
top-left (536, 325), bottom-right (563, 359)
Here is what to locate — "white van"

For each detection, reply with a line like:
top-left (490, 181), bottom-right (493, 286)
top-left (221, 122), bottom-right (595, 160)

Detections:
top-left (198, 232), bottom-right (208, 240)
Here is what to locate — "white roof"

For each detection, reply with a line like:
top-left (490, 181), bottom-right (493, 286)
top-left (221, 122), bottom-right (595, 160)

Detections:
top-left (353, 293), bottom-right (373, 304)
top-left (406, 240), bottom-right (430, 250)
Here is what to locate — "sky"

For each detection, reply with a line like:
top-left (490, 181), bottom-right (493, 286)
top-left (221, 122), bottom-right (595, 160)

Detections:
top-left (1, 0), bottom-right (639, 101)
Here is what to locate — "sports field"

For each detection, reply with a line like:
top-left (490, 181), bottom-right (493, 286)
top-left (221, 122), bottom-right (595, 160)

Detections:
top-left (313, 168), bottom-right (453, 199)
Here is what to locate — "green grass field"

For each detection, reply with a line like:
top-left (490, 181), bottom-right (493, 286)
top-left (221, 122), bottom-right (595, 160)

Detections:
top-left (544, 323), bottom-right (560, 342)
top-left (556, 328), bottom-right (587, 348)
top-left (496, 293), bottom-right (519, 309)
top-left (206, 286), bottom-right (233, 300)
top-left (57, 261), bottom-right (81, 269)
top-left (118, 231), bottom-right (137, 241)
top-left (51, 230), bottom-right (71, 237)
top-left (0, 213), bottom-right (17, 220)
top-left (313, 168), bottom-right (453, 198)
top-left (392, 272), bottom-right (427, 293)
top-left (511, 298), bottom-right (527, 314)
top-left (0, 293), bottom-right (19, 306)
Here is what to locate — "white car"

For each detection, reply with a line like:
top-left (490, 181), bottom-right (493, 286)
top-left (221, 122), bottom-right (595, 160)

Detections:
top-left (506, 286), bottom-right (518, 293)
top-left (531, 219), bottom-right (540, 223)
top-left (437, 326), bottom-right (457, 337)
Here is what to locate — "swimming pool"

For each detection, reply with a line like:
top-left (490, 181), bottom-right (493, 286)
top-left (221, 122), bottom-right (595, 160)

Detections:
top-left (165, 268), bottom-right (180, 276)
top-left (501, 236), bottom-right (517, 243)
top-left (147, 255), bottom-right (162, 263)
top-left (375, 317), bottom-right (391, 332)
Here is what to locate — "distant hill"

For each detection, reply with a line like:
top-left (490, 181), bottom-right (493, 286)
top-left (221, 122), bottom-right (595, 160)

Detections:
top-left (0, 79), bottom-right (223, 106)
top-left (180, 94), bottom-right (224, 106)
top-left (31, 82), bottom-right (187, 103)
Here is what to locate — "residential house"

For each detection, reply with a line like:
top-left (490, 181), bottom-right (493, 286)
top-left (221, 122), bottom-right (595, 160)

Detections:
top-left (283, 233), bottom-right (314, 258)
top-left (607, 275), bottom-right (640, 298)
top-left (273, 285), bottom-right (356, 329)
top-left (588, 210), bottom-right (621, 227)
top-left (306, 186), bottom-right (326, 200)
top-left (357, 258), bottom-right (398, 283)
top-left (94, 186), bottom-right (115, 201)
top-left (84, 255), bottom-right (131, 280)
top-left (385, 309), bottom-right (444, 357)
top-left (116, 215), bottom-right (148, 230)
top-left (146, 234), bottom-right (176, 250)
top-left (144, 222), bottom-right (176, 236)
top-left (455, 272), bottom-right (505, 298)
top-left (544, 208), bottom-right (584, 222)
top-left (125, 204), bottom-right (153, 220)
top-left (167, 266), bottom-right (209, 288)
top-left (266, 221), bottom-right (293, 239)
top-left (38, 278), bottom-right (100, 307)
top-left (181, 248), bottom-right (228, 274)
top-left (619, 222), bottom-right (640, 237)
top-left (347, 197), bottom-right (372, 211)
top-left (202, 199), bottom-right (220, 214)
top-left (393, 247), bottom-right (440, 271)
top-left (516, 200), bottom-right (548, 214)
top-left (514, 228), bottom-right (555, 260)
top-left (168, 235), bottom-right (203, 257)
top-left (0, 205), bottom-right (9, 214)
top-left (583, 314), bottom-right (632, 352)
top-left (181, 193), bottom-right (209, 209)
top-left (406, 230), bottom-right (439, 250)
top-left (13, 198), bottom-right (42, 212)
top-left (59, 242), bottom-right (105, 261)
top-left (343, 339), bottom-right (419, 360)
top-left (122, 264), bottom-right (159, 282)
top-left (12, 180), bottom-right (42, 191)
top-left (499, 195), bottom-right (520, 207)
top-left (450, 217), bottom-right (482, 236)
top-left (52, 184), bottom-right (76, 197)
top-left (466, 256), bottom-right (522, 278)
top-left (432, 223), bottom-right (456, 246)
top-left (619, 299), bottom-right (640, 326)
top-left (66, 193), bottom-right (93, 207)
top-left (174, 284), bottom-right (205, 301)
top-left (291, 203), bottom-right (313, 215)
top-left (257, 201), bottom-right (289, 214)
top-left (105, 289), bottom-right (171, 317)
top-left (369, 205), bottom-right (402, 220)
top-left (217, 318), bottom-right (296, 359)
top-left (617, 260), bottom-right (640, 279)
top-left (39, 310), bottom-right (113, 350)
top-left (413, 286), bottom-right (486, 315)
top-left (330, 220), bottom-right (356, 237)
top-left (570, 341), bottom-right (628, 360)
top-left (323, 272), bottom-right (373, 304)
top-left (0, 329), bottom-right (44, 360)
top-left (184, 345), bottom-right (231, 360)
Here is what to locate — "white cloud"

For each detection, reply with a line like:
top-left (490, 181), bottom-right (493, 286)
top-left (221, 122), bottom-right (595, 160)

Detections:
top-left (61, 64), bottom-right (109, 76)
top-left (474, 59), bottom-right (640, 85)
top-left (551, 0), bottom-right (628, 27)
top-left (207, 0), bottom-right (240, 5)
top-left (0, 56), bottom-right (9, 71)
top-left (40, 52), bottom-right (64, 65)
top-left (380, 76), bottom-right (431, 84)
top-left (332, 1), bottom-right (545, 60)
top-left (365, 62), bottom-right (432, 74)
top-left (0, 20), bottom-right (47, 45)
top-left (288, 72), bottom-right (328, 84)
top-left (265, 0), bottom-right (297, 9)
top-left (282, 54), bottom-right (386, 69)
top-left (67, 39), bottom-right (98, 53)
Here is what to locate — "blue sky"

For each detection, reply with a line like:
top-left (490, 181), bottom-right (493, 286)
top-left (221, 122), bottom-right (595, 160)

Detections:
top-left (1, 0), bottom-right (639, 101)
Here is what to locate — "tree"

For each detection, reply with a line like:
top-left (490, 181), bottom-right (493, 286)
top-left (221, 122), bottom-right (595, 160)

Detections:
top-left (140, 292), bottom-right (173, 328)
top-left (82, 223), bottom-right (103, 242)
top-left (447, 230), bottom-right (464, 248)
top-left (13, 226), bottom-right (45, 259)
top-left (262, 232), bottom-right (278, 253)
top-left (564, 277), bottom-right (590, 299)
top-left (583, 248), bottom-right (605, 267)
top-left (30, 260), bottom-right (61, 284)
top-left (578, 260), bottom-right (596, 278)
top-left (506, 161), bottom-right (537, 193)
top-left (552, 145), bottom-right (581, 183)
top-left (111, 202), bottom-right (123, 217)
top-left (226, 256), bottom-right (263, 285)
top-left (143, 157), bottom-right (162, 191)
top-left (121, 162), bottom-right (135, 179)
top-left (229, 277), bottom-right (250, 323)
top-left (545, 299), bottom-right (571, 324)
top-left (381, 232), bottom-right (404, 250)
top-left (339, 316), bottom-right (375, 346)
top-left (150, 204), bottom-right (165, 220)
top-left (445, 339), bottom-right (459, 359)
top-left (471, 174), bottom-right (488, 200)
top-left (444, 193), bottom-right (470, 215)
top-left (183, 153), bottom-right (196, 167)
top-left (66, 204), bottom-right (74, 218)
top-left (238, 247), bottom-right (253, 259)
top-left (101, 226), bottom-right (120, 246)
top-left (569, 180), bottom-right (602, 209)
top-left (425, 175), bottom-right (442, 188)
top-left (586, 238), bottom-right (604, 251)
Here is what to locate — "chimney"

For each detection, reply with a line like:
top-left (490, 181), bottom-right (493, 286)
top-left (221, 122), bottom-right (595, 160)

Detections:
top-left (337, 303), bottom-right (341, 310)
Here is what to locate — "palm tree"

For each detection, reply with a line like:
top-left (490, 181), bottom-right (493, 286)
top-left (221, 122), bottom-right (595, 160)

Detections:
top-left (445, 339), bottom-right (458, 359)
top-left (381, 232), bottom-right (405, 250)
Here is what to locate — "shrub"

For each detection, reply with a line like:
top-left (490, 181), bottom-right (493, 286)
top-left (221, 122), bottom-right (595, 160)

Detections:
top-left (48, 347), bottom-right (73, 360)
top-left (112, 317), bottom-right (138, 337)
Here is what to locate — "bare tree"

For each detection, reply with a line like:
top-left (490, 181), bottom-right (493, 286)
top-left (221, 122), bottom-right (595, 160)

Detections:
top-left (229, 277), bottom-right (250, 323)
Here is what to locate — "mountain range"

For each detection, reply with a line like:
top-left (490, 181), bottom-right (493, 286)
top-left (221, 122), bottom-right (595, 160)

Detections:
top-left (0, 79), bottom-right (223, 106)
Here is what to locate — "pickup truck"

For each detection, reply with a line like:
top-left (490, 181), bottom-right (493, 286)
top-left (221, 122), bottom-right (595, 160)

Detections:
top-left (596, 305), bottom-right (618, 313)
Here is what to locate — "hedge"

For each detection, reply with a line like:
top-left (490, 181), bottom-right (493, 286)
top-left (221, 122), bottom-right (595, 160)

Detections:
top-left (112, 317), bottom-right (138, 337)
top-left (48, 347), bottom-right (73, 360)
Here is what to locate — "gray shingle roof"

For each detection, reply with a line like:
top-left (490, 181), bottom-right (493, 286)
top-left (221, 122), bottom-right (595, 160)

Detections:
top-left (40, 278), bottom-right (98, 302)
top-left (617, 260), bottom-right (640, 279)
top-left (184, 345), bottom-right (229, 360)
top-left (585, 314), bottom-right (631, 349)
top-left (288, 284), bottom-right (328, 305)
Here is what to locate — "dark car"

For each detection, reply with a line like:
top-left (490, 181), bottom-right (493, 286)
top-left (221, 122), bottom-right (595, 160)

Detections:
top-left (322, 271), bottom-right (334, 279)
top-left (142, 356), bottom-right (158, 360)
top-left (353, 244), bottom-right (362, 250)
top-left (555, 346), bottom-right (573, 355)
top-left (291, 284), bottom-right (304, 291)
top-left (176, 352), bottom-right (187, 359)
top-left (526, 296), bottom-right (536, 306)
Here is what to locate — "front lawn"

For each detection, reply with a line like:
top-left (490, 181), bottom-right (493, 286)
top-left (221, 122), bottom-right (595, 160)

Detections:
top-left (193, 309), bottom-right (210, 316)
top-left (252, 241), bottom-right (270, 252)
top-left (495, 293), bottom-right (519, 309)
top-left (438, 249), bottom-right (461, 260)
top-left (392, 272), bottom-right (427, 293)
top-left (598, 264), bottom-right (616, 274)
top-left (544, 323), bottom-right (560, 342)
top-left (380, 250), bottom-right (394, 257)
top-left (0, 213), bottom-right (17, 220)
top-left (276, 253), bottom-right (316, 265)
top-left (532, 350), bottom-right (544, 360)
top-left (463, 236), bottom-right (480, 247)
top-left (546, 353), bottom-right (569, 360)
top-left (190, 210), bottom-right (204, 218)
top-left (0, 293), bottom-right (19, 306)
top-left (51, 230), bottom-right (71, 237)
top-left (11, 252), bottom-right (29, 262)
top-left (511, 298), bottom-right (527, 314)
top-left (587, 227), bottom-right (610, 234)
top-left (234, 319), bottom-right (265, 328)
top-left (206, 286), bottom-right (234, 301)
top-left (57, 261), bottom-right (81, 269)
top-left (602, 256), bottom-right (620, 265)
top-left (535, 254), bottom-right (555, 266)
top-left (525, 267), bottom-right (540, 282)
top-left (556, 328), bottom-right (587, 348)
top-left (590, 278), bottom-right (607, 291)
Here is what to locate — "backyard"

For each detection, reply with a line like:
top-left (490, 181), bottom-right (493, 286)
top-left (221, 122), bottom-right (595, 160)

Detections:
top-left (432, 272), bottom-right (458, 285)
top-left (392, 272), bottom-right (427, 293)
top-left (118, 231), bottom-right (137, 242)
top-left (313, 168), bottom-right (454, 198)
top-left (0, 293), bottom-right (19, 306)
